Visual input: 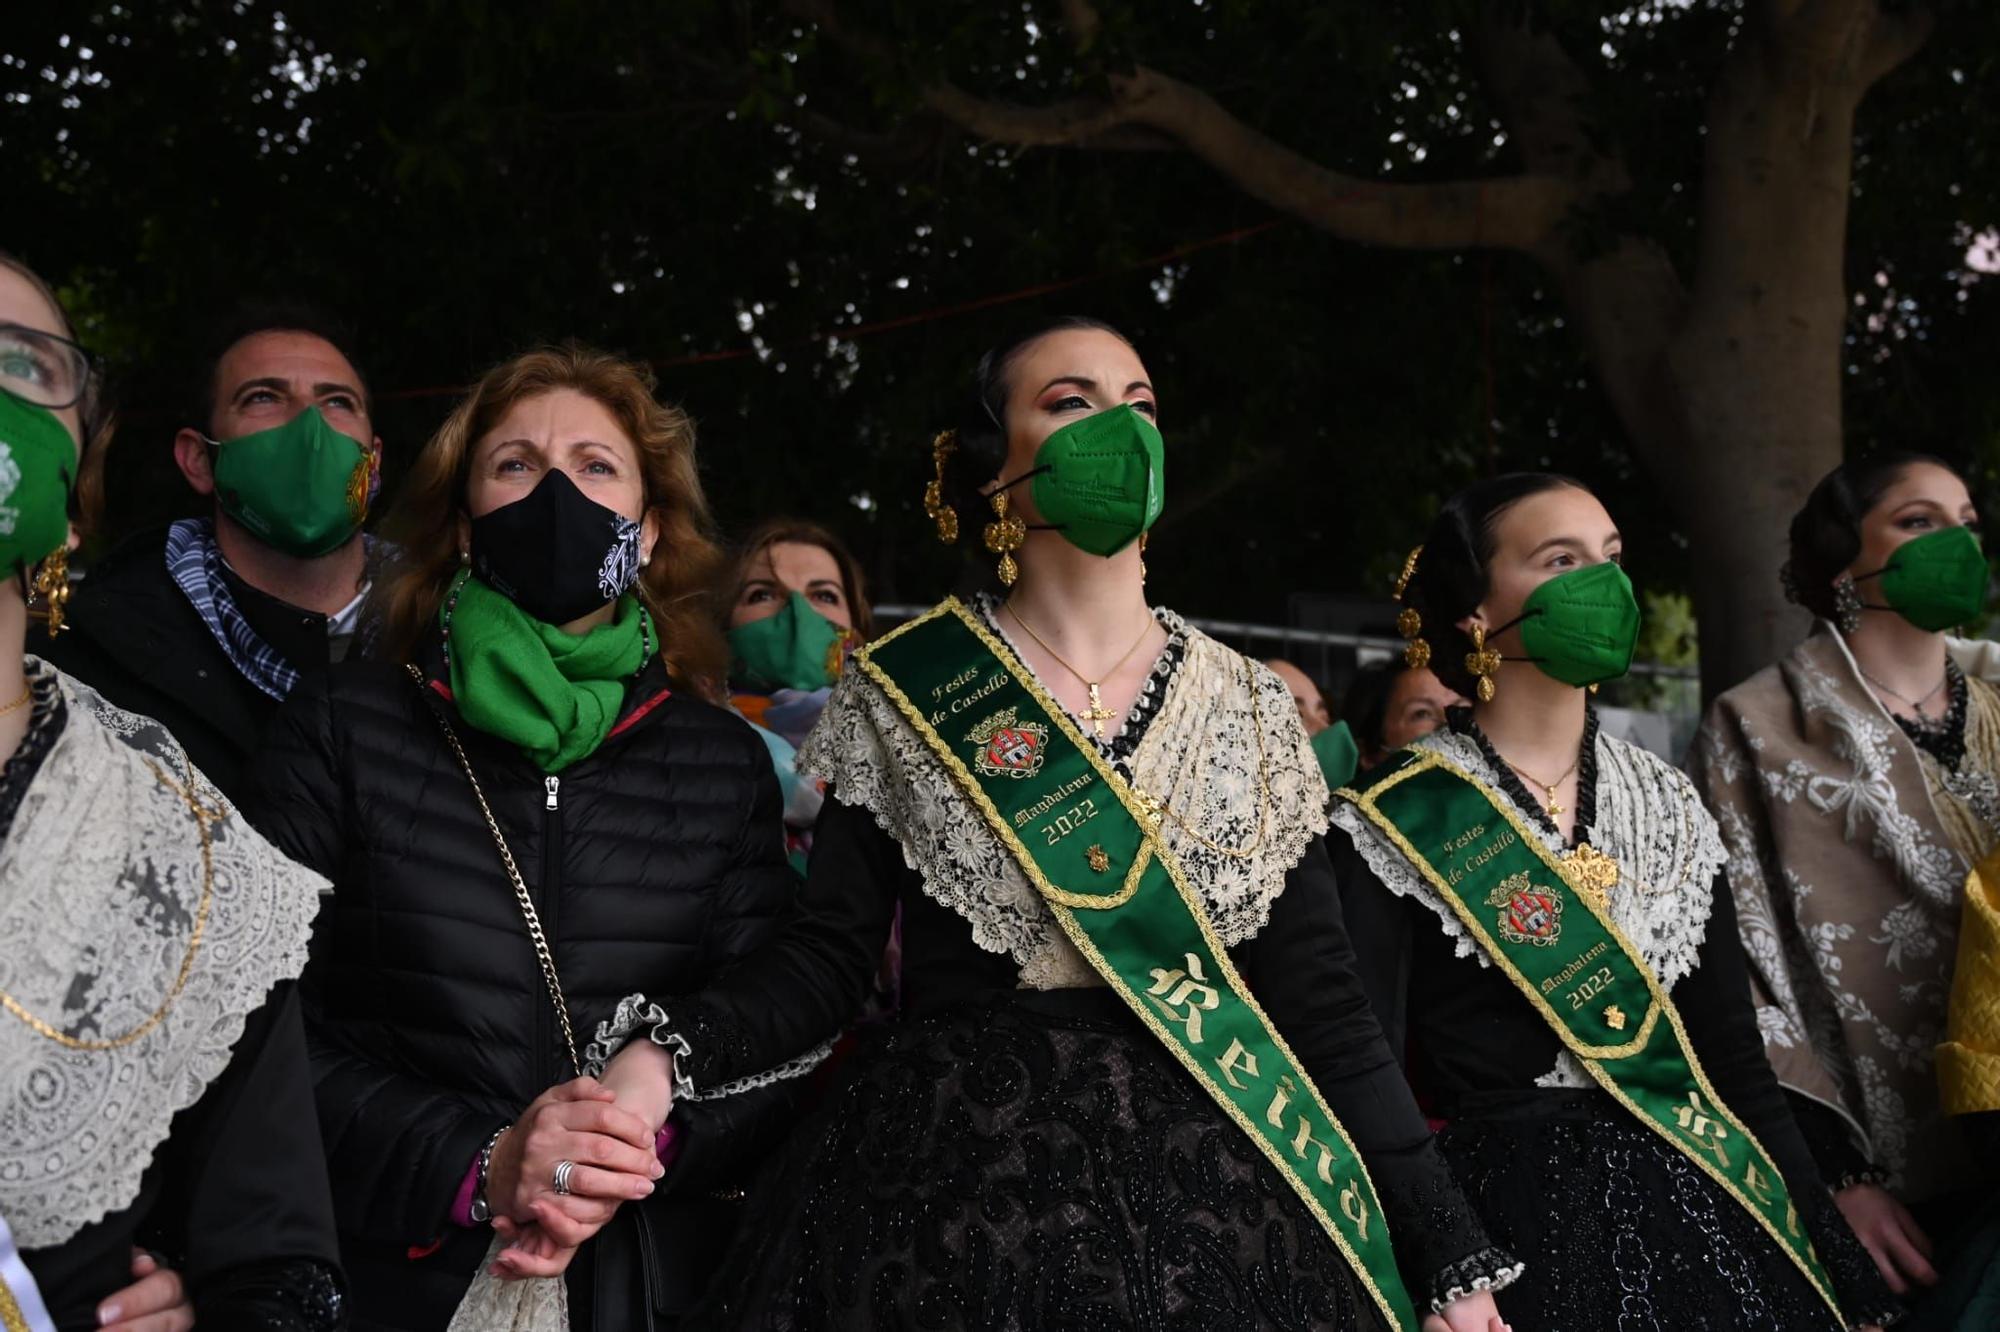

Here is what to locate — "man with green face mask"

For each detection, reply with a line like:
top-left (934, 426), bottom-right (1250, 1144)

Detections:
top-left (34, 303), bottom-right (384, 804)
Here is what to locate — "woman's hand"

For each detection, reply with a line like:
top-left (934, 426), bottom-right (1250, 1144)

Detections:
top-left (490, 1210), bottom-right (584, 1281)
top-left (599, 1040), bottom-right (676, 1132)
top-left (485, 1077), bottom-right (661, 1236)
top-left (1421, 1290), bottom-right (1512, 1332)
top-left (1835, 1181), bottom-right (1937, 1294)
top-left (96, 1249), bottom-right (194, 1332)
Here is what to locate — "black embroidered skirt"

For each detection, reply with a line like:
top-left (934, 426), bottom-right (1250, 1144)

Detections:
top-left (699, 990), bottom-right (1391, 1331)
top-left (1438, 1088), bottom-right (1867, 1332)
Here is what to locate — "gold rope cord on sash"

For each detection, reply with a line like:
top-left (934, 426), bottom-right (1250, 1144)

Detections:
top-left (856, 599), bottom-right (1417, 1331)
top-left (1342, 751), bottom-right (1845, 1325)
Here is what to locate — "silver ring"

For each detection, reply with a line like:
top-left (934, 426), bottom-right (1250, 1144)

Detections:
top-left (552, 1159), bottom-right (576, 1197)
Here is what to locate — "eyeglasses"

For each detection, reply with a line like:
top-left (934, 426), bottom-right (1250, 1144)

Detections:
top-left (0, 322), bottom-right (94, 413)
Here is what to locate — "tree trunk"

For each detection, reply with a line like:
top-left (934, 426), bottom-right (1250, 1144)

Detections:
top-left (1664, 10), bottom-right (1874, 696)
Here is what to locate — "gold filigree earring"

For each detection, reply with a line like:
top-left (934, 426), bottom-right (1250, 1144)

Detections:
top-left (923, 430), bottom-right (960, 545)
top-left (984, 490), bottom-right (1027, 587)
top-left (29, 547), bottom-right (71, 635)
top-left (1394, 545), bottom-right (1429, 668)
top-left (1139, 531), bottom-right (1149, 585)
top-left (1465, 623), bottom-right (1501, 703)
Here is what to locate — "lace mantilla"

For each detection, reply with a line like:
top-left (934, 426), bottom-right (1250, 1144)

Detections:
top-left (797, 607), bottom-right (1329, 989)
top-left (1331, 727), bottom-right (1727, 1086)
top-left (584, 993), bottom-right (832, 1100)
top-left (0, 664), bottom-right (324, 1250)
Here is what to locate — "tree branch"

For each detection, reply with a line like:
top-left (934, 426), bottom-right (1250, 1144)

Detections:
top-left (1472, 5), bottom-right (1630, 194)
top-left (1859, 6), bottom-right (1934, 87)
top-left (933, 64), bottom-right (1573, 251)
top-left (1057, 0), bottom-right (1100, 56)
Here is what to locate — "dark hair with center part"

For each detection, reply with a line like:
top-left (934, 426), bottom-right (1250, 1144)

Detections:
top-left (1400, 471), bottom-right (1591, 699)
top-left (1784, 452), bottom-right (1971, 622)
top-left (932, 315), bottom-right (1134, 538)
top-left (187, 301), bottom-right (373, 437)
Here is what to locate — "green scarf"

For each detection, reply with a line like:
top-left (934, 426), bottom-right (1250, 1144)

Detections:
top-left (442, 570), bottom-right (656, 772)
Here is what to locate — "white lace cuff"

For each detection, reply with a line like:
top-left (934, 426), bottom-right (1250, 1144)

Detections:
top-left (1429, 1248), bottom-right (1527, 1314)
top-left (584, 993), bottom-right (833, 1102)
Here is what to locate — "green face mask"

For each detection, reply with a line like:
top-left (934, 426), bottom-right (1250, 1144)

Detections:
top-left (727, 590), bottom-right (854, 692)
top-left (1862, 526), bottom-right (1989, 633)
top-left (1020, 403), bottom-right (1166, 558)
top-left (1501, 561), bottom-right (1643, 689)
top-left (208, 405), bottom-right (371, 557)
top-left (0, 392), bottom-right (76, 575)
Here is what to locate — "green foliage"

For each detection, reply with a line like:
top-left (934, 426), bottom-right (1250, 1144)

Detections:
top-left (3, 0), bottom-right (1998, 621)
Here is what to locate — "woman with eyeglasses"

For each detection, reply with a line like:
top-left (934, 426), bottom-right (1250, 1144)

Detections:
top-left (0, 254), bottom-right (344, 1328)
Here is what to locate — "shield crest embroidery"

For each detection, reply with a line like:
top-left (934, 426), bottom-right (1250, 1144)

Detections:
top-left (967, 706), bottom-right (1049, 780)
top-left (1485, 870), bottom-right (1564, 947)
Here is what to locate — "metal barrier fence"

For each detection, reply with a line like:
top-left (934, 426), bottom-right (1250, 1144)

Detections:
top-left (874, 604), bottom-right (1699, 688)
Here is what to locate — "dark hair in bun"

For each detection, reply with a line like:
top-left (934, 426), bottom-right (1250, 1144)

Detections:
top-left (1402, 471), bottom-right (1592, 698)
top-left (1784, 452), bottom-right (1968, 621)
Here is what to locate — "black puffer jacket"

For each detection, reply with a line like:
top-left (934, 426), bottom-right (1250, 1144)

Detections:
top-left (247, 649), bottom-right (799, 1331)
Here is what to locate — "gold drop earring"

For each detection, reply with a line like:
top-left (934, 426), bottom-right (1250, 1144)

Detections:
top-left (1465, 624), bottom-right (1501, 703)
top-left (29, 548), bottom-right (71, 635)
top-left (984, 490), bottom-right (1027, 587)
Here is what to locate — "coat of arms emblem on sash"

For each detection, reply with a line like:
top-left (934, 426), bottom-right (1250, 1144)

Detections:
top-left (1486, 870), bottom-right (1564, 946)
top-left (966, 707), bottom-right (1049, 779)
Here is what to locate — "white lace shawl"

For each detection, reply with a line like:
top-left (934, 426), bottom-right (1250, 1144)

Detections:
top-left (795, 612), bottom-right (1329, 989)
top-left (0, 666), bottom-right (323, 1249)
top-left (1330, 727), bottom-right (1727, 1087)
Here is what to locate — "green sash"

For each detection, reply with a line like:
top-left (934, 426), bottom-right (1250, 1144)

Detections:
top-left (1338, 750), bottom-right (1845, 1326)
top-left (859, 600), bottom-right (1419, 1332)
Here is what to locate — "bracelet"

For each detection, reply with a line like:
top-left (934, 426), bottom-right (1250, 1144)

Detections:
top-left (469, 1124), bottom-right (509, 1225)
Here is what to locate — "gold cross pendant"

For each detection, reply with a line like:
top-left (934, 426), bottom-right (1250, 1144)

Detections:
top-left (1079, 682), bottom-right (1117, 737)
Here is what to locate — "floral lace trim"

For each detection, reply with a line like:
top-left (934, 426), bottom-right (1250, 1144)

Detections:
top-left (584, 993), bottom-right (831, 1101)
top-left (1428, 1246), bottom-right (1526, 1314)
top-left (0, 667), bottom-right (324, 1249)
top-left (797, 611), bottom-right (1327, 988)
top-left (1331, 728), bottom-right (1726, 995)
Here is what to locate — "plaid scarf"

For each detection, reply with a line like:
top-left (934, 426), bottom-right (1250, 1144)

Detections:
top-left (164, 518), bottom-right (301, 701)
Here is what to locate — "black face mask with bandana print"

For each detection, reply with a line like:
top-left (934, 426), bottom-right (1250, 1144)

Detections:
top-left (468, 469), bottom-right (645, 625)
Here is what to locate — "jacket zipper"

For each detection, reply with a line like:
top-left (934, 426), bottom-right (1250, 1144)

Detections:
top-left (536, 775), bottom-right (564, 1084)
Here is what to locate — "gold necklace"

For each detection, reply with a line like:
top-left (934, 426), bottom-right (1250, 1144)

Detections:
top-left (1502, 753), bottom-right (1581, 819)
top-left (1004, 602), bottom-right (1158, 739)
top-left (0, 752), bottom-right (220, 1050)
top-left (0, 681), bottom-right (32, 717)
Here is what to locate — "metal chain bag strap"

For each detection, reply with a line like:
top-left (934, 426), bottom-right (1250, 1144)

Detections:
top-left (405, 663), bottom-right (581, 1076)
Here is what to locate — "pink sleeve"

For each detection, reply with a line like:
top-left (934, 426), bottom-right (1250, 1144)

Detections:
top-left (448, 1152), bottom-right (482, 1228)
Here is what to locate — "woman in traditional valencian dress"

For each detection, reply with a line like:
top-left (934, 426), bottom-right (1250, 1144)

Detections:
top-left (1690, 454), bottom-right (2000, 1303)
top-left (582, 317), bottom-right (1515, 1331)
top-left (0, 262), bottom-right (343, 1325)
top-left (1329, 472), bottom-right (1896, 1331)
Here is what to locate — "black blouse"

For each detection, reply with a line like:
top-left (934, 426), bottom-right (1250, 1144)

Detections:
top-left (1328, 728), bottom-right (1898, 1326)
top-left (666, 629), bottom-right (1510, 1307)
top-left (2, 673), bottom-right (342, 1330)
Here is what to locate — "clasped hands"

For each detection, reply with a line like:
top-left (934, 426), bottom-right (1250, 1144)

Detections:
top-left (482, 1041), bottom-right (677, 1280)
